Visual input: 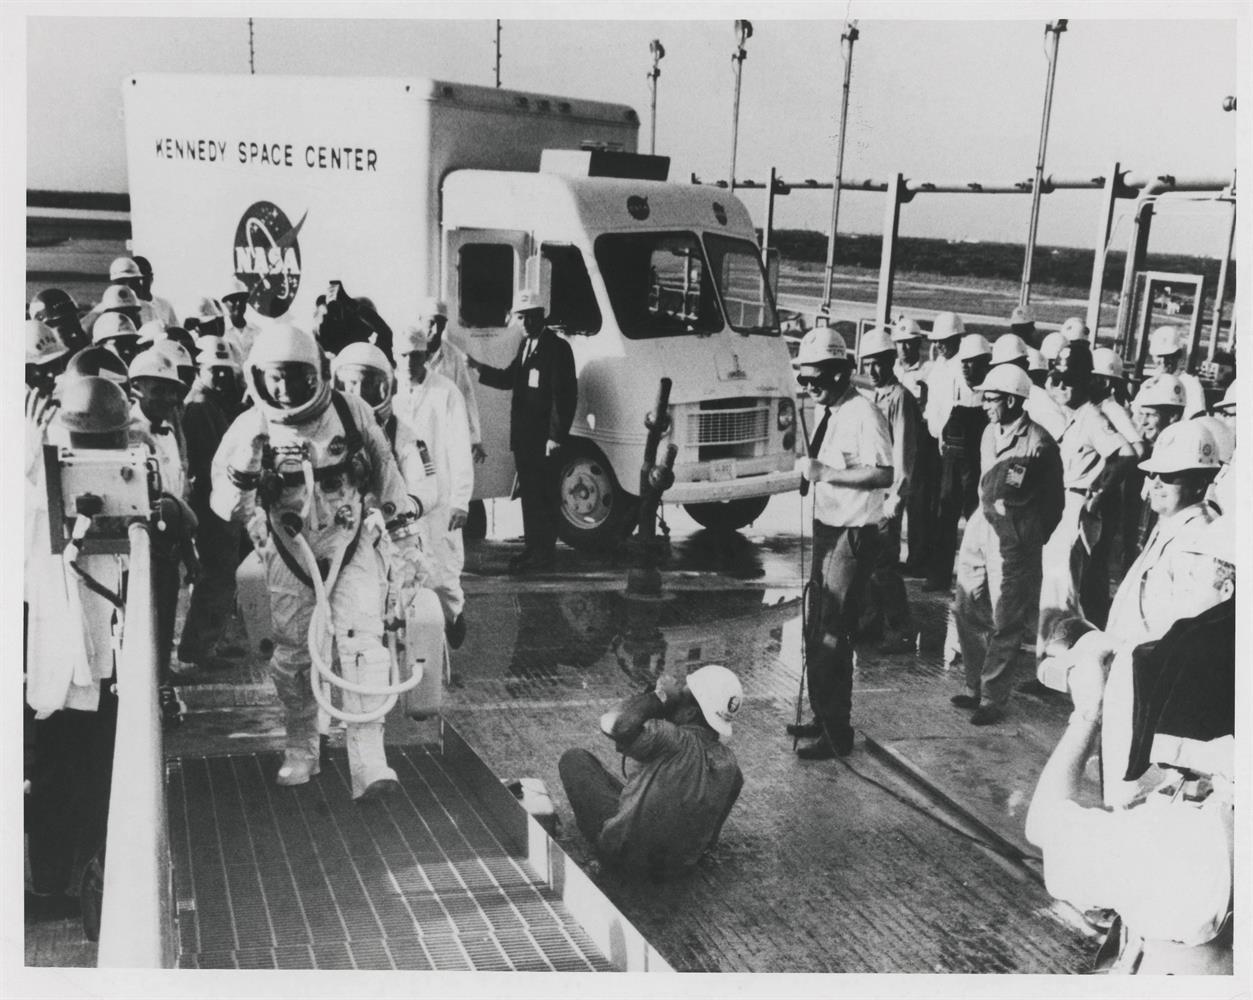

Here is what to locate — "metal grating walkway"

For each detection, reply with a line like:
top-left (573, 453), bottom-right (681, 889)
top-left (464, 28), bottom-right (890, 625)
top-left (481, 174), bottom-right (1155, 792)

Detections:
top-left (167, 746), bottom-right (615, 971)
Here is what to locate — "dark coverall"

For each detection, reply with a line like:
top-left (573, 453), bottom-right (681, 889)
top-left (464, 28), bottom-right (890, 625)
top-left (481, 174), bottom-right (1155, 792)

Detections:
top-left (930, 403), bottom-right (988, 589)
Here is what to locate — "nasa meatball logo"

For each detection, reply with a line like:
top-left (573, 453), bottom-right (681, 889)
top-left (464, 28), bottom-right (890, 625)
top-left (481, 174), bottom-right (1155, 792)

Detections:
top-left (233, 201), bottom-right (308, 318)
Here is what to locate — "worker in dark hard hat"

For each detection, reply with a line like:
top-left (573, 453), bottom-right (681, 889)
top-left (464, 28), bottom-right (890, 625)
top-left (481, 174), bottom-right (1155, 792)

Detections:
top-left (558, 664), bottom-right (745, 879)
top-left (1008, 304), bottom-right (1039, 349)
top-left (26, 320), bottom-right (71, 397)
top-left (130, 255), bottom-right (180, 328)
top-left (1037, 341), bottom-right (1135, 652)
top-left (951, 365), bottom-right (1063, 725)
top-left (788, 327), bottom-right (893, 759)
top-left (30, 289), bottom-right (89, 355)
top-left (468, 289), bottom-right (578, 574)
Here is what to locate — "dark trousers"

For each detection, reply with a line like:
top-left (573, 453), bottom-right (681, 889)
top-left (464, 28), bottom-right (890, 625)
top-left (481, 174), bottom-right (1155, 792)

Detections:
top-left (178, 511), bottom-right (242, 663)
top-left (806, 522), bottom-right (880, 746)
top-left (152, 542), bottom-right (181, 685)
top-left (864, 511), bottom-right (913, 636)
top-left (24, 683), bottom-right (118, 896)
top-left (929, 449), bottom-right (980, 589)
top-left (905, 434), bottom-right (941, 573)
top-left (558, 748), bottom-right (623, 847)
top-left (516, 451), bottom-right (558, 558)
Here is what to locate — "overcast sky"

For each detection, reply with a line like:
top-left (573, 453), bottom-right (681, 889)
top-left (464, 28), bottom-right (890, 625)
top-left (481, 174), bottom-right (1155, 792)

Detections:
top-left (20, 4), bottom-right (1248, 256)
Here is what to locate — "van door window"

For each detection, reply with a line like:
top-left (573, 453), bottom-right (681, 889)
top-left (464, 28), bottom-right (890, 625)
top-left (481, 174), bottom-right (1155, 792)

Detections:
top-left (458, 243), bottom-right (515, 328)
top-left (703, 233), bottom-right (779, 335)
top-left (541, 244), bottom-right (602, 335)
top-left (593, 232), bottom-right (723, 339)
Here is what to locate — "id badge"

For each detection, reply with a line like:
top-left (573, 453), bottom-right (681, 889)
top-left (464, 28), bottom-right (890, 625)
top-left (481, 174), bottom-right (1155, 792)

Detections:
top-left (528, 368), bottom-right (540, 389)
top-left (1005, 462), bottom-right (1026, 488)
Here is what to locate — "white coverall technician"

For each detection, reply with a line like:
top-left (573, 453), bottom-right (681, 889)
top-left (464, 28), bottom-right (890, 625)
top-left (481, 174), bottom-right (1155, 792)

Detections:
top-left (411, 297), bottom-right (486, 465)
top-left (211, 324), bottom-right (416, 797)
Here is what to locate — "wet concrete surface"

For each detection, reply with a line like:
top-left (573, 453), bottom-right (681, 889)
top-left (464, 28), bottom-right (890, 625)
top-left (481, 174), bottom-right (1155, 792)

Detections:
top-left (37, 493), bottom-right (1100, 972)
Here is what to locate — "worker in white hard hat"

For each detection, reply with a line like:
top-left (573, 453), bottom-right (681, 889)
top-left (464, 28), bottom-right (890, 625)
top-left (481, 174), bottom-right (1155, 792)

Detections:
top-left (951, 364), bottom-right (1063, 725)
top-left (409, 296), bottom-right (487, 466)
top-left (788, 326), bottom-right (893, 759)
top-left (1039, 330), bottom-right (1068, 372)
top-left (927, 332), bottom-right (992, 592)
top-left (892, 317), bottom-right (937, 575)
top-left (85, 284), bottom-right (146, 347)
top-left (1008, 304), bottom-right (1039, 349)
top-left (189, 296), bottom-right (227, 341)
top-left (1037, 341), bottom-right (1136, 653)
top-left (91, 310), bottom-right (143, 367)
top-left (211, 324), bottom-right (418, 797)
top-left (468, 289), bottom-right (578, 573)
top-left (150, 338), bottom-right (196, 394)
top-left (993, 332), bottom-right (1067, 441)
top-left (1090, 347), bottom-right (1144, 458)
top-left (127, 256), bottom-right (179, 328)
top-left (558, 663), bottom-right (744, 878)
top-left (1125, 374), bottom-right (1189, 559)
top-left (1026, 523), bottom-right (1234, 971)
top-left (1025, 347), bottom-right (1048, 387)
top-left (175, 336), bottom-right (248, 675)
top-left (1147, 326), bottom-right (1205, 418)
top-left (1059, 317), bottom-right (1089, 343)
top-left (26, 319), bottom-right (71, 396)
top-left (392, 325), bottom-right (475, 648)
top-left (858, 327), bottom-right (920, 650)
top-left (31, 289), bottom-right (89, 355)
top-left (221, 278), bottom-right (262, 364)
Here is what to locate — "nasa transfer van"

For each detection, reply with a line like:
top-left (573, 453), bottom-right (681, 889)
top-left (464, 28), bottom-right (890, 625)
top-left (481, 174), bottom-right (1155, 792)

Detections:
top-left (122, 74), bottom-right (799, 546)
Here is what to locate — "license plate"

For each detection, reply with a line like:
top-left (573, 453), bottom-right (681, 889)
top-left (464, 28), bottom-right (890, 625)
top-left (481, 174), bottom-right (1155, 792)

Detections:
top-left (707, 459), bottom-right (736, 482)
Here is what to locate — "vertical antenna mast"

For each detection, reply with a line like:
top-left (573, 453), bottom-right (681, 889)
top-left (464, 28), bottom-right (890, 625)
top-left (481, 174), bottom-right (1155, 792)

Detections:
top-left (248, 17), bottom-right (255, 75)
top-left (494, 20), bottom-right (502, 87)
top-left (729, 20), bottom-right (752, 195)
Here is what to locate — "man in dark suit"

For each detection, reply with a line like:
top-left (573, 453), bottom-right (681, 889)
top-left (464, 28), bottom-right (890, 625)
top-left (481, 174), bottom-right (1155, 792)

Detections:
top-left (470, 290), bottom-right (578, 572)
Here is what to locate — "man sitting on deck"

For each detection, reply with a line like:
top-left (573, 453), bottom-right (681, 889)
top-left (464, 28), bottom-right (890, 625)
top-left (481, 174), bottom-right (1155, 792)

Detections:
top-left (558, 665), bottom-right (745, 880)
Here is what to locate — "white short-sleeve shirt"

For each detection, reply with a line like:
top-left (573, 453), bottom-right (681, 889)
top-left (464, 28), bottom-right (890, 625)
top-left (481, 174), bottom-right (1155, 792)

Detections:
top-left (813, 386), bottom-right (894, 528)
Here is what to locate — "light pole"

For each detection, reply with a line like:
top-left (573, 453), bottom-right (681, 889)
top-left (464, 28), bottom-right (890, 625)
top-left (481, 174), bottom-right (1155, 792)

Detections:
top-left (820, 20), bottom-right (859, 311)
top-left (729, 20), bottom-right (752, 194)
top-left (1020, 18), bottom-right (1068, 308)
top-left (494, 20), bottom-right (502, 88)
top-left (648, 39), bottom-right (665, 155)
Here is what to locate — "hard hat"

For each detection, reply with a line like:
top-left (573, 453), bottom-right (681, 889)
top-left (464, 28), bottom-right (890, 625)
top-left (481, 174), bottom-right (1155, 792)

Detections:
top-left (128, 347), bottom-right (184, 386)
top-left (976, 364), bottom-right (1031, 399)
top-left (928, 312), bottom-right (965, 341)
top-left (57, 376), bottom-right (132, 436)
top-left (890, 317), bottom-right (923, 342)
top-left (1213, 380), bottom-right (1237, 414)
top-left (247, 323), bottom-right (330, 424)
top-left (512, 288), bottom-right (546, 314)
top-left (1039, 330), bottom-right (1067, 361)
top-left (92, 312), bottom-right (139, 344)
top-left (1025, 347), bottom-right (1046, 373)
top-left (955, 333), bottom-right (992, 361)
top-left (65, 346), bottom-right (129, 385)
top-left (1091, 347), bottom-right (1124, 379)
top-left (26, 319), bottom-right (69, 366)
top-left (792, 326), bottom-right (850, 367)
top-left (990, 333), bottom-right (1028, 365)
top-left (99, 284), bottom-right (141, 312)
top-left (1191, 415), bottom-right (1234, 464)
top-left (222, 277), bottom-right (250, 302)
top-left (858, 327), bottom-right (895, 360)
top-left (416, 296), bottom-right (449, 320)
top-left (108, 256), bottom-right (143, 281)
top-left (1060, 317), bottom-right (1088, 342)
top-left (1138, 419), bottom-right (1222, 474)
top-left (194, 296), bottom-right (224, 322)
top-left (195, 335), bottom-right (242, 370)
top-left (1149, 325), bottom-right (1184, 357)
top-left (1132, 373), bottom-right (1186, 410)
top-left (331, 341), bottom-right (392, 377)
top-left (396, 324), bottom-right (430, 354)
top-left (30, 288), bottom-right (78, 325)
top-left (1009, 305), bottom-right (1035, 326)
top-left (152, 339), bottom-right (193, 370)
top-left (136, 319), bottom-right (169, 344)
top-left (685, 664), bottom-right (743, 739)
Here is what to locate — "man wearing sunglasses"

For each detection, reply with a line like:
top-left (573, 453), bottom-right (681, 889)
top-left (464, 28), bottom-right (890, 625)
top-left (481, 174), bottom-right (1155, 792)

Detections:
top-left (788, 327), bottom-right (893, 760)
top-left (1037, 342), bottom-right (1135, 653)
top-left (952, 365), bottom-right (1063, 725)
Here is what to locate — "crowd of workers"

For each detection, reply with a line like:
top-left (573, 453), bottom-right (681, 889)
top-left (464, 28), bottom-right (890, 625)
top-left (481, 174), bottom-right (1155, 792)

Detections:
top-left (24, 256), bottom-right (1235, 972)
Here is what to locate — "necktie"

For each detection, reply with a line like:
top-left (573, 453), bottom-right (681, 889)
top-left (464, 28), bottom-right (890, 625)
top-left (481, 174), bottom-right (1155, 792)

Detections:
top-left (521, 338), bottom-right (536, 366)
top-left (808, 407), bottom-right (831, 458)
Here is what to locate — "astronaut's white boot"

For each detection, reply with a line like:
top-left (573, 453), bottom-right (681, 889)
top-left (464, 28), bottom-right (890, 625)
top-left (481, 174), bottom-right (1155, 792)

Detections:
top-left (341, 636), bottom-right (400, 800)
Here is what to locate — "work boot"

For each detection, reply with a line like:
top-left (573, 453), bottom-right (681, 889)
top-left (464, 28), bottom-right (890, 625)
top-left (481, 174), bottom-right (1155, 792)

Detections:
top-left (275, 747), bottom-right (320, 786)
top-left (785, 720), bottom-right (824, 739)
top-left (970, 704), bottom-right (1006, 726)
top-left (950, 693), bottom-right (980, 709)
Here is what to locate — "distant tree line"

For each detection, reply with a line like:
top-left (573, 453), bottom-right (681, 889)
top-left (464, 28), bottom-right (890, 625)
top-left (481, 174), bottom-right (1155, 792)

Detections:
top-left (766, 229), bottom-right (1237, 300)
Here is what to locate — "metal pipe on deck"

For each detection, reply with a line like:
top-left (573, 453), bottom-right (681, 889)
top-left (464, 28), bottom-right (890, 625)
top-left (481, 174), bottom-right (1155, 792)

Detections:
top-left (98, 522), bottom-right (174, 968)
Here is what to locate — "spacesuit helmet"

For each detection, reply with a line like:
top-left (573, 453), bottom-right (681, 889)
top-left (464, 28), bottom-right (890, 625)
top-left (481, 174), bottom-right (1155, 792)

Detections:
top-left (331, 341), bottom-right (395, 421)
top-left (247, 323), bottom-right (331, 424)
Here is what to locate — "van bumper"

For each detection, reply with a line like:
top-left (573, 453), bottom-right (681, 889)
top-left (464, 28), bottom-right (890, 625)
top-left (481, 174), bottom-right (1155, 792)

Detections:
top-left (664, 468), bottom-right (799, 504)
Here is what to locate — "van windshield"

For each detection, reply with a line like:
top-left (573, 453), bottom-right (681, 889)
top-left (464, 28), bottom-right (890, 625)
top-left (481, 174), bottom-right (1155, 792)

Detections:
top-left (593, 232), bottom-right (723, 339)
top-left (704, 233), bottom-right (779, 336)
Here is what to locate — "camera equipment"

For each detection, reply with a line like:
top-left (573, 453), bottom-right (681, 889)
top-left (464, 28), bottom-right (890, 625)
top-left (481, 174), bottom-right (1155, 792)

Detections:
top-left (43, 444), bottom-right (160, 555)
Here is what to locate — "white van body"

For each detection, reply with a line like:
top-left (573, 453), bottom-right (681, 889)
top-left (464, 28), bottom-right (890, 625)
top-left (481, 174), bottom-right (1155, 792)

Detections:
top-left (122, 74), bottom-right (797, 544)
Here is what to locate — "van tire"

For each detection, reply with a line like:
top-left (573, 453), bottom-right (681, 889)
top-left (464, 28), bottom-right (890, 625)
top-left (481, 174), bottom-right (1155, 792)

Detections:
top-left (684, 496), bottom-right (771, 532)
top-left (554, 439), bottom-right (637, 551)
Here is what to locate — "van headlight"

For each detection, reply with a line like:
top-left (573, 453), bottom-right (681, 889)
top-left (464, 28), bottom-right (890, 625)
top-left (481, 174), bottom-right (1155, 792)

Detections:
top-left (777, 397), bottom-right (795, 431)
